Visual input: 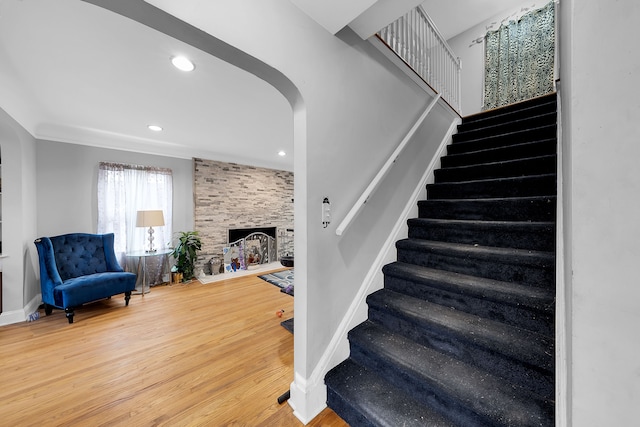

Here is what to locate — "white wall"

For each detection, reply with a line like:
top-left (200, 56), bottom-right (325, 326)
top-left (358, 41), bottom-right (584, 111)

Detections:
top-left (561, 0), bottom-right (640, 425)
top-left (136, 0), bottom-right (457, 421)
top-left (0, 107), bottom-right (38, 324)
top-left (447, 0), bottom-right (550, 116)
top-left (35, 140), bottom-right (194, 237)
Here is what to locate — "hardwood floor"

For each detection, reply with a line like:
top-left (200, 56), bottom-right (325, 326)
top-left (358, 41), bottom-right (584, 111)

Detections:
top-left (0, 270), bottom-right (348, 426)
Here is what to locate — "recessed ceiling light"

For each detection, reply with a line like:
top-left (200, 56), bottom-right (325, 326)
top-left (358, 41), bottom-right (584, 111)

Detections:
top-left (278, 150), bottom-right (286, 157)
top-left (148, 125), bottom-right (163, 132)
top-left (171, 56), bottom-right (195, 72)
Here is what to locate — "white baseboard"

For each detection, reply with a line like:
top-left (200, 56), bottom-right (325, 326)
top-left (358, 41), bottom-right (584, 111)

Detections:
top-left (289, 373), bottom-right (328, 425)
top-left (0, 293), bottom-right (42, 326)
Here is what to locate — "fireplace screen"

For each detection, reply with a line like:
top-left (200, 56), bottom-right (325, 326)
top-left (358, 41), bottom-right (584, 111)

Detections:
top-left (225, 232), bottom-right (276, 271)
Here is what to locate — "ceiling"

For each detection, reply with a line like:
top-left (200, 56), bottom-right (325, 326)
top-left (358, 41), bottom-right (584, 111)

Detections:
top-left (0, 0), bottom-right (513, 172)
top-left (0, 0), bottom-right (294, 170)
top-left (420, 0), bottom-right (515, 40)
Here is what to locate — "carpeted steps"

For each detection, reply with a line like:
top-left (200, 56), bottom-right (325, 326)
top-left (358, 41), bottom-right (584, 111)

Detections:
top-left (434, 155), bottom-right (557, 182)
top-left (326, 93), bottom-right (557, 426)
top-left (418, 196), bottom-right (556, 221)
top-left (407, 218), bottom-right (554, 251)
top-left (382, 262), bottom-right (554, 337)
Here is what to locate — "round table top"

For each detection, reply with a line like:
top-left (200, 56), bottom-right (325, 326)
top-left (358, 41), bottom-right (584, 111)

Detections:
top-left (125, 248), bottom-right (173, 257)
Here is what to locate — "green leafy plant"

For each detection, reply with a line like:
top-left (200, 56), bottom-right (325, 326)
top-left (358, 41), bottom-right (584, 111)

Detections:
top-left (171, 231), bottom-right (202, 281)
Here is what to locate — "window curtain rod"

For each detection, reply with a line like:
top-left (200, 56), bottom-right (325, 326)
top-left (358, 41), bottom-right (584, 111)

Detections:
top-left (99, 161), bottom-right (172, 174)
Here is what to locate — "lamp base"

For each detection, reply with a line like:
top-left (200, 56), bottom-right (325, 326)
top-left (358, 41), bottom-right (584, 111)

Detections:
top-left (147, 226), bottom-right (156, 253)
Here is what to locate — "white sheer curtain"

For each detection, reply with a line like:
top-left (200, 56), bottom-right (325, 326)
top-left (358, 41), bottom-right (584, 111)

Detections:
top-left (97, 162), bottom-right (173, 261)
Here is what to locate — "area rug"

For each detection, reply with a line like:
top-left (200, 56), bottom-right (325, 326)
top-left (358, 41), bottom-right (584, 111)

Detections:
top-left (280, 318), bottom-right (294, 334)
top-left (258, 269), bottom-right (294, 296)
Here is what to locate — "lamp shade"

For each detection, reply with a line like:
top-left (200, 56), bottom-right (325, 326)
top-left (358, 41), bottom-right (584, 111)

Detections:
top-left (136, 210), bottom-right (165, 227)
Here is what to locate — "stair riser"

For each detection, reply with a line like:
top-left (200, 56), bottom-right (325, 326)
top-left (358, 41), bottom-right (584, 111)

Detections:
top-left (418, 197), bottom-right (556, 221)
top-left (383, 274), bottom-right (554, 336)
top-left (427, 175), bottom-right (556, 200)
top-left (367, 308), bottom-right (555, 399)
top-left (434, 155), bottom-right (556, 183)
top-left (443, 140), bottom-right (557, 168)
top-left (454, 113), bottom-right (556, 143)
top-left (325, 391), bottom-right (377, 427)
top-left (463, 94), bottom-right (556, 125)
top-left (460, 101), bottom-right (556, 132)
top-left (407, 221), bottom-right (555, 251)
top-left (450, 124), bottom-right (556, 153)
top-left (348, 340), bottom-right (486, 426)
top-left (396, 247), bottom-right (554, 287)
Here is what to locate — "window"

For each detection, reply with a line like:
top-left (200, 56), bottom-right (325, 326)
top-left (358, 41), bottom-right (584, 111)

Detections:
top-left (97, 162), bottom-right (173, 260)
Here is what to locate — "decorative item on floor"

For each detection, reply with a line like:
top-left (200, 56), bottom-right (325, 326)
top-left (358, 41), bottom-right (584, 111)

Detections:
top-left (136, 209), bottom-right (165, 253)
top-left (223, 244), bottom-right (243, 272)
top-left (207, 257), bottom-right (222, 275)
top-left (279, 228), bottom-right (294, 267)
top-left (258, 269), bottom-right (294, 296)
top-left (280, 318), bottom-right (294, 334)
top-left (170, 231), bottom-right (202, 282)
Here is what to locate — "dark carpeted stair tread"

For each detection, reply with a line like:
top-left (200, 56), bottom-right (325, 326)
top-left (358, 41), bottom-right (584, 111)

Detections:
top-left (434, 154), bottom-right (557, 183)
top-left (443, 139), bottom-right (557, 167)
top-left (325, 359), bottom-right (456, 427)
top-left (383, 262), bottom-right (554, 313)
top-left (462, 93), bottom-right (557, 127)
top-left (459, 97), bottom-right (556, 132)
top-left (453, 112), bottom-right (557, 143)
top-left (447, 123), bottom-right (557, 150)
top-left (418, 196), bottom-right (556, 221)
top-left (382, 262), bottom-right (554, 336)
top-left (396, 238), bottom-right (554, 287)
top-left (366, 289), bottom-right (554, 373)
top-left (349, 321), bottom-right (554, 426)
top-left (396, 238), bottom-right (554, 267)
top-left (407, 217), bottom-right (555, 251)
top-left (427, 173), bottom-right (556, 199)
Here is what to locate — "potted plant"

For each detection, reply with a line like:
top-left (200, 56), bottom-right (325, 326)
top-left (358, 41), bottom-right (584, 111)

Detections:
top-left (171, 231), bottom-right (202, 282)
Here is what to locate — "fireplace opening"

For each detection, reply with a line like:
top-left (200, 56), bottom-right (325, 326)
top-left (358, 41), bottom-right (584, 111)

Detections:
top-left (228, 227), bottom-right (277, 243)
top-left (226, 227), bottom-right (278, 269)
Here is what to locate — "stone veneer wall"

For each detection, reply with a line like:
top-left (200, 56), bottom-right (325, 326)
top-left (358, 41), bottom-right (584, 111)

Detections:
top-left (193, 158), bottom-right (294, 272)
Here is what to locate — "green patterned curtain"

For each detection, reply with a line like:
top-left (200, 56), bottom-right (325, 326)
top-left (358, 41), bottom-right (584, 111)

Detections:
top-left (483, 1), bottom-right (555, 110)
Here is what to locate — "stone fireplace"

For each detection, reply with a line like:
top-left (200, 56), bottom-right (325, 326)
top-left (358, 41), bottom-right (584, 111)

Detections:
top-left (193, 158), bottom-right (294, 274)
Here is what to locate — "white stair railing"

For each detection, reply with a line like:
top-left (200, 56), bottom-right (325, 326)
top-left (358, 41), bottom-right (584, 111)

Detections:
top-left (378, 6), bottom-right (461, 113)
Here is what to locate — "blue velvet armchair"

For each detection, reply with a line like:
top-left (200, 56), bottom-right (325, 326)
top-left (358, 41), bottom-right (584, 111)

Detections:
top-left (34, 233), bottom-right (137, 323)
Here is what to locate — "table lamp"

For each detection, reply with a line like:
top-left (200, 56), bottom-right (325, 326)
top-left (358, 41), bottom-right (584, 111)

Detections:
top-left (136, 210), bottom-right (165, 252)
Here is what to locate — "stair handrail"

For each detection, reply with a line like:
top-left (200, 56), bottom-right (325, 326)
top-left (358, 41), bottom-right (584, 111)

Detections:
top-left (335, 93), bottom-right (441, 236)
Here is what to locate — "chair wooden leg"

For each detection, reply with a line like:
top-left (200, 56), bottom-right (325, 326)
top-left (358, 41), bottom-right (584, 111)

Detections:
top-left (44, 304), bottom-right (53, 316)
top-left (124, 291), bottom-right (131, 306)
top-left (65, 307), bottom-right (74, 324)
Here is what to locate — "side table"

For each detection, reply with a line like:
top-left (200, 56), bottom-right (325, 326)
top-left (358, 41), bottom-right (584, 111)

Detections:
top-left (125, 249), bottom-right (172, 296)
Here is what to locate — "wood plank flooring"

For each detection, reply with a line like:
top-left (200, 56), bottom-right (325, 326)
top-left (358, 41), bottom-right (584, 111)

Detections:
top-left (0, 270), bottom-right (348, 426)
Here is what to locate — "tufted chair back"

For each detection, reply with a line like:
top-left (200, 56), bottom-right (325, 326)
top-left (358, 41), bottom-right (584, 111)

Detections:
top-left (49, 234), bottom-right (110, 280)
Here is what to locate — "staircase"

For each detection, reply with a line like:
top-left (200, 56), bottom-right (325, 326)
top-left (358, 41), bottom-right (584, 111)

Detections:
top-left (325, 93), bottom-right (557, 426)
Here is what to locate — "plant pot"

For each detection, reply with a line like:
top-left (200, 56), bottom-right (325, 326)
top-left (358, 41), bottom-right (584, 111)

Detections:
top-left (171, 272), bottom-right (183, 284)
